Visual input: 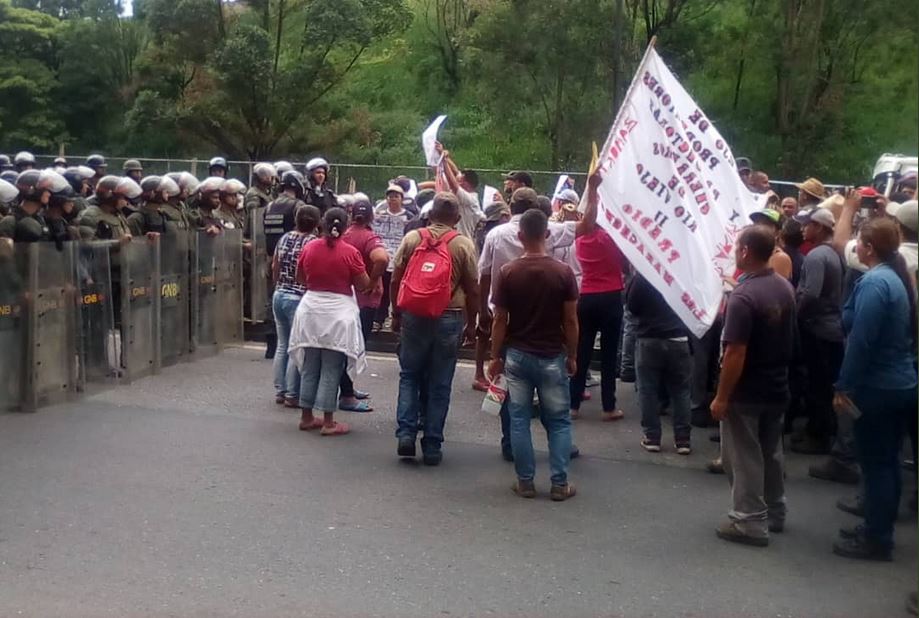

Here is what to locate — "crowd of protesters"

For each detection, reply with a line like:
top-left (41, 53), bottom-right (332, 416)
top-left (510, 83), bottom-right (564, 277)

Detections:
top-left (2, 148), bottom-right (917, 598)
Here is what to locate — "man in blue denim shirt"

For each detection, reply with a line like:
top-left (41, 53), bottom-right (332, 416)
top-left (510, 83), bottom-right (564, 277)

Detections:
top-left (489, 209), bottom-right (580, 502)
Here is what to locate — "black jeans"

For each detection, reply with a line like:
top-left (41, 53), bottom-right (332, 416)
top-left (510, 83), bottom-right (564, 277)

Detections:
top-left (339, 307), bottom-right (376, 399)
top-left (570, 291), bottom-right (623, 411)
top-left (800, 329), bottom-right (844, 443)
top-left (375, 271), bottom-right (394, 325)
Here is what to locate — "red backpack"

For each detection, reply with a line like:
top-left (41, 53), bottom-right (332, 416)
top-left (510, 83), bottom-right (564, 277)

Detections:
top-left (397, 228), bottom-right (459, 318)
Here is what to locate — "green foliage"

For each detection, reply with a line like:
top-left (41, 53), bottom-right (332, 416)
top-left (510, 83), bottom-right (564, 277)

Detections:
top-left (0, 0), bottom-right (915, 183)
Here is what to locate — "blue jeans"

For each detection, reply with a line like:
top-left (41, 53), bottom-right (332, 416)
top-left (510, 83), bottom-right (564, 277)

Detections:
top-left (395, 311), bottom-right (464, 454)
top-left (636, 338), bottom-right (692, 443)
top-left (851, 387), bottom-right (916, 549)
top-left (272, 291), bottom-right (302, 399)
top-left (505, 348), bottom-right (572, 485)
top-left (298, 347), bottom-right (346, 413)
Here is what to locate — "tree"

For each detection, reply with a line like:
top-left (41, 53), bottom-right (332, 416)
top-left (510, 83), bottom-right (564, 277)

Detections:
top-left (0, 0), bottom-right (66, 149)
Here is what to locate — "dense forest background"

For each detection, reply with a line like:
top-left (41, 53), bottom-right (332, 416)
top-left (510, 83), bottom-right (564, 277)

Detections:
top-left (1, 0), bottom-right (916, 181)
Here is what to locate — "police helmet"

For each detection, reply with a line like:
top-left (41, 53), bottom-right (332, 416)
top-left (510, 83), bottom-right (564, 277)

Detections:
top-left (63, 165), bottom-right (95, 193)
top-left (85, 154), bottom-right (107, 170)
top-left (166, 171), bottom-right (200, 195)
top-left (279, 170), bottom-right (305, 198)
top-left (198, 176), bottom-right (227, 195)
top-left (157, 176), bottom-right (181, 199)
top-left (208, 156), bottom-right (228, 172)
top-left (221, 179), bottom-right (246, 195)
top-left (337, 194), bottom-right (355, 209)
top-left (253, 163), bottom-right (277, 184)
top-left (1, 170), bottom-right (19, 184)
top-left (14, 151), bottom-right (36, 169)
top-left (123, 159), bottom-right (143, 172)
top-left (17, 169), bottom-right (69, 201)
top-left (305, 157), bottom-right (329, 173)
top-left (0, 178), bottom-right (18, 204)
top-left (140, 175), bottom-right (162, 194)
top-left (0, 154), bottom-right (11, 171)
top-left (53, 157), bottom-right (67, 167)
top-left (274, 160), bottom-right (294, 175)
top-left (48, 184), bottom-right (75, 210)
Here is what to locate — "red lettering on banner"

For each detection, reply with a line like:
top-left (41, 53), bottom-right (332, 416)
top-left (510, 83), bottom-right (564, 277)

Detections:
top-left (604, 212), bottom-right (676, 288)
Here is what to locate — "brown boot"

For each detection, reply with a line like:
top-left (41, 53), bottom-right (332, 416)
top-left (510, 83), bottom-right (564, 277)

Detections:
top-left (550, 483), bottom-right (577, 502)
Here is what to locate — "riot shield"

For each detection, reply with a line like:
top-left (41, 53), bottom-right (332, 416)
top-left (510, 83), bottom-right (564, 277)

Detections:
top-left (217, 229), bottom-right (244, 348)
top-left (159, 232), bottom-right (191, 367)
top-left (247, 206), bottom-right (269, 322)
top-left (119, 237), bottom-right (161, 381)
top-left (76, 241), bottom-right (119, 393)
top-left (22, 242), bottom-right (79, 411)
top-left (0, 240), bottom-right (25, 410)
top-left (193, 231), bottom-right (219, 357)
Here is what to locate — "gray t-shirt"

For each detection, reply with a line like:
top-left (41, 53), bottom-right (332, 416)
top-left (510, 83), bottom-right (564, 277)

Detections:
top-left (796, 243), bottom-right (844, 342)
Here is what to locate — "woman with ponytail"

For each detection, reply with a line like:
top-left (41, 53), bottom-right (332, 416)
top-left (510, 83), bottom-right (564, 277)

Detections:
top-left (832, 218), bottom-right (918, 561)
top-left (289, 207), bottom-right (371, 436)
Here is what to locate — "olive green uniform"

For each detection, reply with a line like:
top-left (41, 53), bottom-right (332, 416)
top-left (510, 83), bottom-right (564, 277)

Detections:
top-left (76, 205), bottom-right (131, 241)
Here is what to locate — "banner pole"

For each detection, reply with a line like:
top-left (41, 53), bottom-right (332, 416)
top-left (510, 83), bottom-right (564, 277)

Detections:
top-left (598, 36), bottom-right (657, 162)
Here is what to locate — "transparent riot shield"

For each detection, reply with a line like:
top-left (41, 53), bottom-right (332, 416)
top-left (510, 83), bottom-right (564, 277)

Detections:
top-left (76, 241), bottom-right (119, 393)
top-left (0, 240), bottom-right (25, 410)
top-left (194, 231), bottom-right (220, 357)
top-left (22, 242), bottom-right (80, 411)
top-left (217, 229), bottom-right (244, 348)
top-left (159, 232), bottom-right (191, 367)
top-left (247, 207), bottom-right (269, 322)
top-left (119, 237), bottom-right (161, 381)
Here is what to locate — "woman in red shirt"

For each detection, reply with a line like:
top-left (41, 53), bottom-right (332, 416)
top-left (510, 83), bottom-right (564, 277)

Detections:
top-left (290, 208), bottom-right (371, 436)
top-left (570, 182), bottom-right (626, 422)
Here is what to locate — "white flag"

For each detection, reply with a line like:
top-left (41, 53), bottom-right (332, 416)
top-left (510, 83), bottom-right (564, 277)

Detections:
top-left (422, 115), bottom-right (448, 167)
top-left (596, 47), bottom-right (756, 337)
top-left (482, 185), bottom-right (500, 207)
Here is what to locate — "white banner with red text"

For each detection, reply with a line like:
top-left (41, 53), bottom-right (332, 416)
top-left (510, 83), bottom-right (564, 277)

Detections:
top-left (596, 47), bottom-right (757, 337)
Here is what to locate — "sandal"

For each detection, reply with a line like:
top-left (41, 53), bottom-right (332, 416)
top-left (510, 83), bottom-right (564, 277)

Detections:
top-left (472, 379), bottom-right (489, 393)
top-left (320, 421), bottom-right (351, 436)
top-left (353, 389), bottom-right (371, 400)
top-left (339, 400), bottom-right (373, 413)
top-left (299, 417), bottom-right (324, 431)
top-left (601, 410), bottom-right (625, 422)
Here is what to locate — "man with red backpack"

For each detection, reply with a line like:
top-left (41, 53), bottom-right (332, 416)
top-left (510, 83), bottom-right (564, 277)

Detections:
top-left (391, 192), bottom-right (479, 465)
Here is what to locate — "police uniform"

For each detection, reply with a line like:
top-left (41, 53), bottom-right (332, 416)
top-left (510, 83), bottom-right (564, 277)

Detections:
top-left (160, 201), bottom-right (192, 233)
top-left (264, 194), bottom-right (306, 256)
top-left (214, 207), bottom-right (245, 231)
top-left (126, 202), bottom-right (169, 237)
top-left (76, 205), bottom-right (131, 241)
top-left (0, 208), bottom-right (49, 243)
top-left (304, 185), bottom-right (337, 214)
top-left (244, 186), bottom-right (271, 216)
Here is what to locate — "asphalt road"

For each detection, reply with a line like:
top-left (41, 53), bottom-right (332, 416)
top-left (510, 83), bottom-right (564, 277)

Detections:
top-left (0, 345), bottom-right (915, 618)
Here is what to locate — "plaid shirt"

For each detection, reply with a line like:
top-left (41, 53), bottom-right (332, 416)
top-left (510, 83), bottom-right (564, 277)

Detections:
top-left (275, 232), bottom-right (315, 295)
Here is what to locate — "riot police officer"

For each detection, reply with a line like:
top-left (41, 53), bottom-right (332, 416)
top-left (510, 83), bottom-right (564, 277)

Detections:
top-left (85, 154), bottom-right (107, 189)
top-left (76, 175), bottom-right (139, 241)
top-left (0, 178), bottom-right (17, 217)
top-left (45, 184), bottom-right (81, 248)
top-left (208, 157), bottom-right (229, 178)
top-left (273, 160), bottom-right (295, 178)
top-left (14, 151), bottom-right (36, 173)
top-left (264, 170), bottom-right (307, 256)
top-left (127, 176), bottom-right (168, 237)
top-left (244, 163), bottom-right (276, 216)
top-left (0, 155), bottom-right (12, 172)
top-left (0, 170), bottom-right (68, 242)
top-left (216, 178), bottom-right (248, 233)
top-left (158, 175), bottom-right (194, 233)
top-left (194, 176), bottom-right (226, 231)
top-left (123, 159), bottom-right (144, 184)
top-left (53, 157), bottom-right (68, 172)
top-left (63, 165), bottom-right (96, 223)
top-left (304, 157), bottom-right (337, 213)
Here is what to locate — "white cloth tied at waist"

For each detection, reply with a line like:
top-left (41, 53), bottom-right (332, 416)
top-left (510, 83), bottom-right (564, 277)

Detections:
top-left (289, 290), bottom-right (367, 380)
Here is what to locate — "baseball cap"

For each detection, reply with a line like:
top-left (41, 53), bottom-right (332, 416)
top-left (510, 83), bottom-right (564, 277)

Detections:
top-left (503, 171), bottom-right (533, 187)
top-left (795, 207), bottom-right (835, 230)
top-left (484, 201), bottom-right (510, 222)
top-left (736, 157), bottom-right (753, 173)
top-left (385, 184), bottom-right (404, 196)
top-left (894, 200), bottom-right (919, 233)
top-left (510, 187), bottom-right (539, 210)
top-left (557, 188), bottom-right (580, 211)
top-left (750, 208), bottom-right (781, 226)
top-left (857, 186), bottom-right (881, 199)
